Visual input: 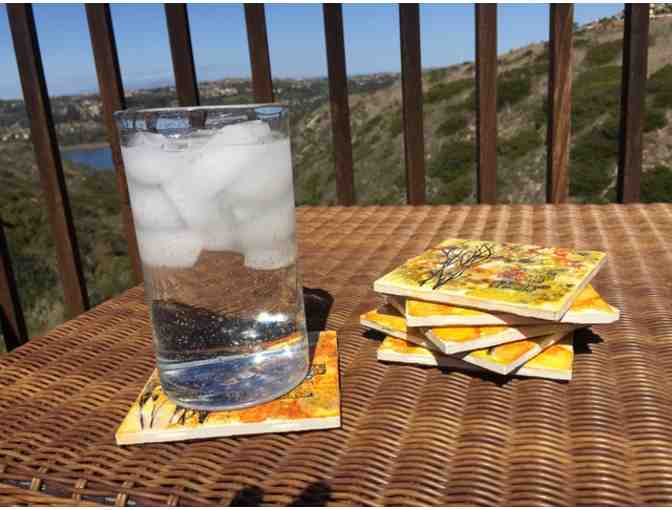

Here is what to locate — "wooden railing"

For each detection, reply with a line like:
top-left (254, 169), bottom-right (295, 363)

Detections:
top-left (0, 3), bottom-right (651, 349)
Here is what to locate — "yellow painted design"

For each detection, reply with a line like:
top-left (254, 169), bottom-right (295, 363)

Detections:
top-left (116, 332), bottom-right (339, 441)
top-left (429, 324), bottom-right (509, 342)
top-left (525, 342), bottom-right (573, 370)
top-left (469, 340), bottom-right (537, 364)
top-left (363, 306), bottom-right (513, 342)
top-left (379, 334), bottom-right (574, 374)
top-left (568, 285), bottom-right (614, 313)
top-left (360, 307), bottom-right (407, 333)
top-left (376, 238), bottom-right (605, 313)
top-left (379, 336), bottom-right (431, 356)
top-left (406, 284), bottom-right (615, 320)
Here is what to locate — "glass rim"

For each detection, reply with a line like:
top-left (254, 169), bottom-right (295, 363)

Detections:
top-left (113, 102), bottom-right (288, 120)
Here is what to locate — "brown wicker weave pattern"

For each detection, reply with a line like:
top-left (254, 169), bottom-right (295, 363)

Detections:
top-left (1, 204), bottom-right (672, 506)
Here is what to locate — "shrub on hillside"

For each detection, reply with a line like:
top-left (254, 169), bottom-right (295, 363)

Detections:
top-left (436, 115), bottom-right (468, 137)
top-left (644, 108), bottom-right (667, 132)
top-left (584, 39), bottom-right (622, 67)
top-left (641, 165), bottom-right (672, 202)
top-left (497, 71), bottom-right (532, 110)
top-left (427, 68), bottom-right (448, 83)
top-left (572, 65), bottom-right (621, 133)
top-left (648, 64), bottom-right (672, 108)
top-left (574, 38), bottom-right (590, 49)
top-left (570, 120), bottom-right (619, 200)
top-left (432, 173), bottom-right (473, 204)
top-left (388, 114), bottom-right (403, 137)
top-left (498, 127), bottom-right (541, 160)
top-left (425, 78), bottom-right (473, 104)
top-left (427, 140), bottom-right (474, 203)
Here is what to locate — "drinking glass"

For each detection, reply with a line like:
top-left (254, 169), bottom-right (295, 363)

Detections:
top-left (114, 105), bottom-right (309, 410)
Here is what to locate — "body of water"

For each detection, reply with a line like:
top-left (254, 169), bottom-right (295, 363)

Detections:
top-left (62, 146), bottom-right (114, 170)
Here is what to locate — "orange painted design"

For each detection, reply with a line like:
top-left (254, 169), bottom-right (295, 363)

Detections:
top-left (406, 284), bottom-right (613, 318)
top-left (470, 340), bottom-right (537, 364)
top-left (361, 307), bottom-right (407, 333)
top-left (379, 336), bottom-right (430, 356)
top-left (429, 324), bottom-right (509, 342)
top-left (363, 306), bottom-right (514, 342)
top-left (116, 332), bottom-right (340, 441)
top-left (525, 343), bottom-right (573, 370)
top-left (378, 334), bottom-right (574, 375)
top-left (568, 285), bottom-right (614, 313)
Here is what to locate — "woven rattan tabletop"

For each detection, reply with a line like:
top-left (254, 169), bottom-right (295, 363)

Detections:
top-left (2, 204), bottom-right (672, 506)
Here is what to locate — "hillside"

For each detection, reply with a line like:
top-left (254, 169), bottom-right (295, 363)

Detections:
top-left (2, 13), bottom-right (672, 348)
top-left (293, 14), bottom-right (672, 205)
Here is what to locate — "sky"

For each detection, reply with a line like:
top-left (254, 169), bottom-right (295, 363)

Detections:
top-left (0, 3), bottom-right (623, 100)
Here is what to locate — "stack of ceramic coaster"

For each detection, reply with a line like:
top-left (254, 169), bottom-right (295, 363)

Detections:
top-left (362, 239), bottom-right (619, 380)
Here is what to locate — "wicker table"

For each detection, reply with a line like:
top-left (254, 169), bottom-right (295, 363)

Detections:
top-left (2, 204), bottom-right (672, 506)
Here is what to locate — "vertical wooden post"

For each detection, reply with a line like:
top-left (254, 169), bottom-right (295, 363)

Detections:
top-left (546, 4), bottom-right (574, 204)
top-left (7, 4), bottom-right (89, 318)
top-left (164, 4), bottom-right (200, 106)
top-left (475, 4), bottom-right (498, 204)
top-left (399, 4), bottom-right (426, 205)
top-left (323, 4), bottom-right (355, 205)
top-left (618, 4), bottom-right (649, 203)
top-left (0, 223), bottom-right (28, 350)
top-left (244, 4), bottom-right (274, 103)
top-left (85, 4), bottom-right (143, 284)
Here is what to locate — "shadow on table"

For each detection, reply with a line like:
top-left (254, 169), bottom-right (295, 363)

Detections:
top-left (573, 326), bottom-right (604, 354)
top-left (303, 287), bottom-right (334, 332)
top-left (229, 481), bottom-right (331, 505)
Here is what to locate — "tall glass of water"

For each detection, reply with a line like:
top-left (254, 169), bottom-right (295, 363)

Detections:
top-left (114, 105), bottom-right (309, 410)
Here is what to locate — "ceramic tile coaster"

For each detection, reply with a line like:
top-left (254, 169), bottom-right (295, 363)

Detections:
top-left (116, 331), bottom-right (340, 445)
top-left (374, 238), bottom-right (606, 321)
top-left (377, 332), bottom-right (575, 380)
top-left (360, 305), bottom-right (572, 355)
top-left (387, 284), bottom-right (619, 327)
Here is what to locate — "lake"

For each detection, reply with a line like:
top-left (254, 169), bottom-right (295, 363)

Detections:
top-left (62, 146), bottom-right (114, 171)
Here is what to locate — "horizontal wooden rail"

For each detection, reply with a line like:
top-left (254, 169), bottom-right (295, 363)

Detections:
top-left (7, 3), bottom-right (89, 319)
top-left (546, 4), bottom-right (573, 204)
top-left (323, 4), bottom-right (355, 206)
top-left (618, 3), bottom-right (649, 203)
top-left (0, 223), bottom-right (27, 350)
top-left (85, 4), bottom-right (143, 284)
top-left (165, 4), bottom-right (200, 106)
top-left (475, 4), bottom-right (497, 204)
top-left (399, 3), bottom-right (426, 205)
top-left (244, 4), bottom-right (274, 103)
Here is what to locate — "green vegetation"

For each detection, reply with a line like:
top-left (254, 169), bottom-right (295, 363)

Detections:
top-left (570, 115), bottom-right (619, 200)
top-left (428, 139), bottom-right (475, 203)
top-left (497, 69), bottom-right (532, 110)
top-left (387, 113), bottom-right (403, 137)
top-left (572, 65), bottom-right (621, 133)
top-left (1, 144), bottom-right (133, 346)
top-left (427, 68), bottom-right (448, 83)
top-left (644, 109), bottom-right (667, 132)
top-left (641, 165), bottom-right (672, 202)
top-left (574, 37), bottom-right (590, 49)
top-left (498, 127), bottom-right (541, 160)
top-left (648, 64), bottom-right (672, 108)
top-left (584, 39), bottom-right (622, 66)
top-left (425, 78), bottom-right (473, 104)
top-left (436, 115), bottom-right (468, 137)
